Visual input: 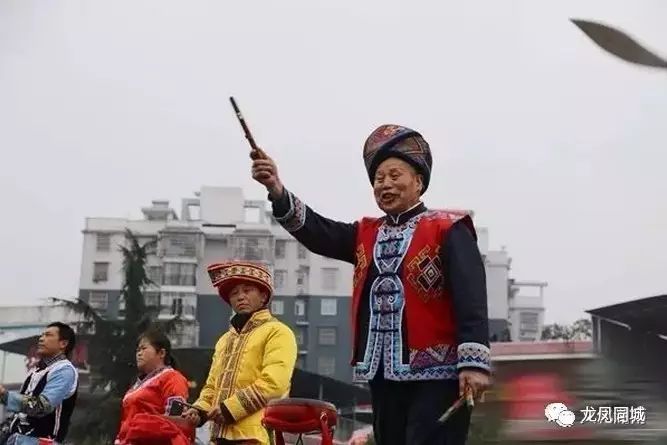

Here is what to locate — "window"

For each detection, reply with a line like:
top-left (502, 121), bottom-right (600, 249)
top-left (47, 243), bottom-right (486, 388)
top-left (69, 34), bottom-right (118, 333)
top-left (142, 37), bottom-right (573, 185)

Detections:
top-left (96, 233), bottom-right (111, 252)
top-left (322, 268), bottom-right (338, 291)
top-left (93, 262), bottom-right (109, 282)
top-left (271, 299), bottom-right (284, 315)
top-left (296, 267), bottom-right (309, 287)
top-left (295, 299), bottom-right (306, 317)
top-left (295, 326), bottom-right (307, 346)
top-left (520, 312), bottom-right (539, 324)
top-left (160, 292), bottom-right (197, 317)
top-left (297, 244), bottom-right (307, 260)
top-left (121, 293), bottom-right (159, 318)
top-left (318, 328), bottom-right (337, 346)
top-left (233, 236), bottom-right (270, 261)
top-left (317, 356), bottom-right (336, 377)
top-left (320, 298), bottom-right (337, 316)
top-left (274, 270), bottom-right (287, 290)
top-left (519, 312), bottom-right (539, 331)
top-left (148, 266), bottom-right (162, 285)
top-left (162, 233), bottom-right (197, 257)
top-left (274, 240), bottom-right (286, 259)
top-left (162, 263), bottom-right (196, 286)
top-left (145, 292), bottom-right (159, 307)
top-left (244, 238), bottom-right (261, 260)
top-left (88, 292), bottom-right (108, 310)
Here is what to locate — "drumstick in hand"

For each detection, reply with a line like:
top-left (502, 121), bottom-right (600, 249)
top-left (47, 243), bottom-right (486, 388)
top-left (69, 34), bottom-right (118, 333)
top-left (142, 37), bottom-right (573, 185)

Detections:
top-left (228, 96), bottom-right (269, 161)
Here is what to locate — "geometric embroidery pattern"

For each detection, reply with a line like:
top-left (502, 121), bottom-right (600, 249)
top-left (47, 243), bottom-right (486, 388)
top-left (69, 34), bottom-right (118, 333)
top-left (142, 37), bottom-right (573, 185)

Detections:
top-left (352, 244), bottom-right (368, 290)
top-left (409, 343), bottom-right (458, 370)
top-left (274, 190), bottom-right (307, 233)
top-left (353, 213), bottom-right (460, 383)
top-left (406, 245), bottom-right (444, 302)
top-left (457, 342), bottom-right (491, 372)
top-left (236, 383), bottom-right (267, 415)
top-left (208, 262), bottom-right (273, 290)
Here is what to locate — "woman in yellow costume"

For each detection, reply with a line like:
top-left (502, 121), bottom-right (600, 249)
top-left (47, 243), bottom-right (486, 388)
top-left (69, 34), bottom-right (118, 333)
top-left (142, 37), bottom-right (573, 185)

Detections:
top-left (182, 261), bottom-right (297, 445)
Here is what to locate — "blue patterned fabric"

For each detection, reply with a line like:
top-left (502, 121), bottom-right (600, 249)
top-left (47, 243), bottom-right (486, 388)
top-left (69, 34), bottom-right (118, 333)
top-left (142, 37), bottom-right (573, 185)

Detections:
top-left (353, 213), bottom-right (460, 382)
top-left (457, 342), bottom-right (491, 371)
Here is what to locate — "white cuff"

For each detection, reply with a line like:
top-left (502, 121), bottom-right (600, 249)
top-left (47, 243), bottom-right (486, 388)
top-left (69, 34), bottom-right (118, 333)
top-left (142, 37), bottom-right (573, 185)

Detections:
top-left (457, 342), bottom-right (491, 371)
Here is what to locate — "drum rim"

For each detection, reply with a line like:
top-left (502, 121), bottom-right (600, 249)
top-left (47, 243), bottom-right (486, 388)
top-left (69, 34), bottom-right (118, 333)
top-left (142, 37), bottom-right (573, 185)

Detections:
top-left (265, 397), bottom-right (337, 411)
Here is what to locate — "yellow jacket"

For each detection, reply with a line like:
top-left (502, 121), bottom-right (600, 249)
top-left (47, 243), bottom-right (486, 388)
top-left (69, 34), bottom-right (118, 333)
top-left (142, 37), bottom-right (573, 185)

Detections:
top-left (193, 309), bottom-right (297, 443)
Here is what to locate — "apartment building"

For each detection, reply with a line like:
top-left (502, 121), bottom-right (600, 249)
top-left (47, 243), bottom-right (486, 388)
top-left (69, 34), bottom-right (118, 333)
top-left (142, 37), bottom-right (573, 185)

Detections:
top-left (79, 186), bottom-right (546, 383)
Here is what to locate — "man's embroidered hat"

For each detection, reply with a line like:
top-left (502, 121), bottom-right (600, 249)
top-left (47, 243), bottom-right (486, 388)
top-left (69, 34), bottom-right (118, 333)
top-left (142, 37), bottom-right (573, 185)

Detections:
top-left (363, 124), bottom-right (433, 194)
top-left (207, 261), bottom-right (274, 304)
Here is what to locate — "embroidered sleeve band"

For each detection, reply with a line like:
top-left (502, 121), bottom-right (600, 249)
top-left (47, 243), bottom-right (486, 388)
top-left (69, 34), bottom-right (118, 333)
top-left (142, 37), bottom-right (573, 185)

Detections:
top-left (223, 384), bottom-right (267, 421)
top-left (273, 190), bottom-right (306, 233)
top-left (457, 342), bottom-right (491, 372)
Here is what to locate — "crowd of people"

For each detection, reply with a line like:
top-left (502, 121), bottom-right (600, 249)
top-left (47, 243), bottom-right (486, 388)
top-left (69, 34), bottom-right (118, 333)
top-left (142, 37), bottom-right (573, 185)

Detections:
top-left (0, 124), bottom-right (491, 445)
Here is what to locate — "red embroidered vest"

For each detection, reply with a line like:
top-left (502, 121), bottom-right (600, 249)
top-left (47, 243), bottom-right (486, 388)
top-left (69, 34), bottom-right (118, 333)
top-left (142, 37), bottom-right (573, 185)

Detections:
top-left (350, 210), bottom-right (475, 381)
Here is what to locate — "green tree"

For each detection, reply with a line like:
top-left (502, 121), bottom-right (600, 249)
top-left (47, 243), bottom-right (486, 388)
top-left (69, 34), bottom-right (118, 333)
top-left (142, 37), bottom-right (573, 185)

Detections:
top-left (569, 318), bottom-right (593, 340)
top-left (55, 229), bottom-right (179, 443)
top-left (541, 318), bottom-right (592, 341)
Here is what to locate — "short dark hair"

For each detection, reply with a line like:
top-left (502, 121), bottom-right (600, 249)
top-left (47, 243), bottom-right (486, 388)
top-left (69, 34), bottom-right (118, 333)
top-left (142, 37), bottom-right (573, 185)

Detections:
top-left (47, 322), bottom-right (76, 356)
top-left (138, 327), bottom-right (177, 369)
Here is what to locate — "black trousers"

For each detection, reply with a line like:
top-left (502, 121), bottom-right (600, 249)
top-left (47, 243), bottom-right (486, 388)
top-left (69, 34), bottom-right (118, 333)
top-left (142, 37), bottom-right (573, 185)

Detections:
top-left (368, 378), bottom-right (471, 445)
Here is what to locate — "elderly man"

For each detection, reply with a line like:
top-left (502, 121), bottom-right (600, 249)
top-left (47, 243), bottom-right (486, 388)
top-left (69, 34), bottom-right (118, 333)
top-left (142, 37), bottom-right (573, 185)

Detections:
top-left (250, 124), bottom-right (491, 445)
top-left (182, 261), bottom-right (297, 445)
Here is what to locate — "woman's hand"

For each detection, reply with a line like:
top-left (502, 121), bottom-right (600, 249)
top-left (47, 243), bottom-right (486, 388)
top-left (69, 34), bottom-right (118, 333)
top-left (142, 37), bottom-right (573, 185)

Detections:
top-left (182, 407), bottom-right (201, 426)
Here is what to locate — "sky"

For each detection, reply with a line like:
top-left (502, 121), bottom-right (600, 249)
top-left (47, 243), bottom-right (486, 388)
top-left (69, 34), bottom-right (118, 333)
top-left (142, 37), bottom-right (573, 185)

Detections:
top-left (1, 0), bottom-right (665, 324)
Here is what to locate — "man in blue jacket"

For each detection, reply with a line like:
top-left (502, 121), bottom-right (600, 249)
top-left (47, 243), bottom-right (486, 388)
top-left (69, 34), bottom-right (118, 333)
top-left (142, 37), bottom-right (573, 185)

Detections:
top-left (0, 322), bottom-right (79, 445)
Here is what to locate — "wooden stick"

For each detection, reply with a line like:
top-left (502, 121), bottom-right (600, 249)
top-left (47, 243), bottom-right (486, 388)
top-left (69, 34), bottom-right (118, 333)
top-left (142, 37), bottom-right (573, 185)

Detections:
top-left (437, 396), bottom-right (465, 423)
top-left (437, 389), bottom-right (475, 424)
top-left (465, 387), bottom-right (475, 408)
top-left (229, 96), bottom-right (260, 151)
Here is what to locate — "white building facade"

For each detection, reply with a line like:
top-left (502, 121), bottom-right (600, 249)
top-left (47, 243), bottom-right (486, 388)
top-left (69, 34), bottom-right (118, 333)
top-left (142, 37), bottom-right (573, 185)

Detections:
top-left (78, 186), bottom-right (546, 382)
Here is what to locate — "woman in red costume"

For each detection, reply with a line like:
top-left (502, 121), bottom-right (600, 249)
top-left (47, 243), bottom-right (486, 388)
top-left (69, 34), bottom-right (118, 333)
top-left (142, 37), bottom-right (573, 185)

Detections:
top-left (115, 328), bottom-right (194, 445)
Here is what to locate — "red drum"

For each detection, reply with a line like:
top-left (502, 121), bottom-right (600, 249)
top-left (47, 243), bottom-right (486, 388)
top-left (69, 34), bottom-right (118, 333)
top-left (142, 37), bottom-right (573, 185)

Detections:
top-left (262, 398), bottom-right (337, 445)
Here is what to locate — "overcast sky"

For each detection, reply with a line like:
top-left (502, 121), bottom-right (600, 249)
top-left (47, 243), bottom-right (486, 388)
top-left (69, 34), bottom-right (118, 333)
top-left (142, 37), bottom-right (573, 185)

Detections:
top-left (1, 0), bottom-right (665, 324)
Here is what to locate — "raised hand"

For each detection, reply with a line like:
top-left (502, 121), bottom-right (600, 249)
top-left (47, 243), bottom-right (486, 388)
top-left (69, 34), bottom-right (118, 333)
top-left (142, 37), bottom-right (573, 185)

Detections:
top-left (250, 147), bottom-right (284, 199)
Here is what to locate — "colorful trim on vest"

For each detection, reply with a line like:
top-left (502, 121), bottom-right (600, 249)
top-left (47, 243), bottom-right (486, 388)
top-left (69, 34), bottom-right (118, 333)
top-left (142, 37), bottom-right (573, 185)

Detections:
top-left (274, 190), bottom-right (306, 232)
top-left (353, 212), bottom-right (460, 382)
